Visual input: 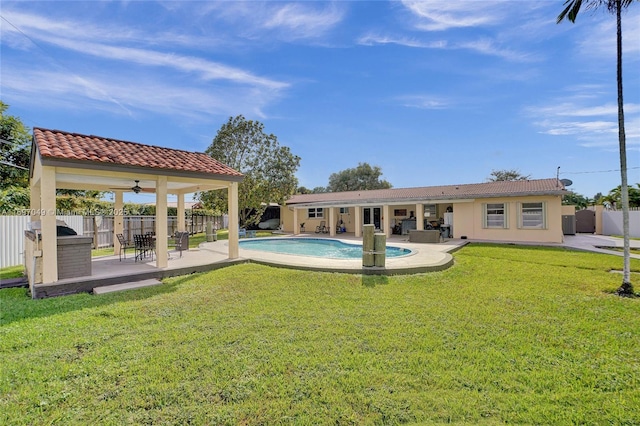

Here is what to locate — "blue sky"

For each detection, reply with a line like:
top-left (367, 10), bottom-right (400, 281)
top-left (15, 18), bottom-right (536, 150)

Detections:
top-left (1, 1), bottom-right (639, 204)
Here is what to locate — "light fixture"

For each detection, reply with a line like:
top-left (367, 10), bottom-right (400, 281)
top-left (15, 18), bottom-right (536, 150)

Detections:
top-left (131, 180), bottom-right (142, 194)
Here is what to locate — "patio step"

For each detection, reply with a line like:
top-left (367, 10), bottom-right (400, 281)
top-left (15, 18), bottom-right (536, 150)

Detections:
top-left (93, 279), bottom-right (162, 295)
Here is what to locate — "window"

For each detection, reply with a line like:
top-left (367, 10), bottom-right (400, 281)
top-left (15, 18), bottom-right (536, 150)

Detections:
top-left (339, 207), bottom-right (349, 214)
top-left (423, 204), bottom-right (436, 218)
top-left (519, 202), bottom-right (545, 229)
top-left (483, 203), bottom-right (508, 228)
top-left (393, 209), bottom-right (407, 216)
top-left (308, 208), bottom-right (323, 219)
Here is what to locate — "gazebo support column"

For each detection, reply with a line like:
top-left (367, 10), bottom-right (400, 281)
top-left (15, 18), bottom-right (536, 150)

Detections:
top-left (41, 166), bottom-right (58, 283)
top-left (113, 191), bottom-right (124, 254)
top-left (177, 193), bottom-right (185, 232)
top-left (155, 176), bottom-right (168, 268)
top-left (228, 182), bottom-right (239, 259)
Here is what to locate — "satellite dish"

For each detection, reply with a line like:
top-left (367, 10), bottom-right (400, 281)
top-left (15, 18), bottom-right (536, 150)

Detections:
top-left (560, 179), bottom-right (573, 187)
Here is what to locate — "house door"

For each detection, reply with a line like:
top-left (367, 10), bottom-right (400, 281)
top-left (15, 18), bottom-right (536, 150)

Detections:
top-left (363, 207), bottom-right (381, 230)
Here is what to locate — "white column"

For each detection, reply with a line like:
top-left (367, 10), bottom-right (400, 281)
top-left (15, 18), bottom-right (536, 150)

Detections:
top-left (114, 191), bottom-right (124, 253)
top-left (382, 205), bottom-right (391, 237)
top-left (416, 203), bottom-right (424, 231)
top-left (228, 182), bottom-right (239, 259)
top-left (354, 206), bottom-right (362, 237)
top-left (329, 207), bottom-right (335, 236)
top-left (155, 176), bottom-right (168, 268)
top-left (177, 193), bottom-right (185, 232)
top-left (41, 166), bottom-right (58, 283)
top-left (293, 207), bottom-right (298, 235)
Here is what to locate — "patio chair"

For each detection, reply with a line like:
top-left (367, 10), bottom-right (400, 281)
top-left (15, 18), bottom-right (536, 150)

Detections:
top-left (315, 221), bottom-right (329, 234)
top-left (170, 231), bottom-right (189, 258)
top-left (134, 234), bottom-right (155, 262)
top-left (239, 228), bottom-right (247, 238)
top-left (116, 233), bottom-right (135, 261)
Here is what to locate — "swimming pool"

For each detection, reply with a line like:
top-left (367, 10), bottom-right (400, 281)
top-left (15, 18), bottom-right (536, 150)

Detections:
top-left (239, 238), bottom-right (413, 259)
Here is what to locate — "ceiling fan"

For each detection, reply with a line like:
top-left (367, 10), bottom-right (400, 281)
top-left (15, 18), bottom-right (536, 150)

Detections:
top-left (109, 180), bottom-right (155, 193)
top-left (131, 180), bottom-right (142, 194)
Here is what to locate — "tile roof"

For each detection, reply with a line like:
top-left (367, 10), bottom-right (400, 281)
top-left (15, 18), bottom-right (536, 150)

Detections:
top-left (287, 179), bottom-right (567, 205)
top-left (33, 128), bottom-right (242, 178)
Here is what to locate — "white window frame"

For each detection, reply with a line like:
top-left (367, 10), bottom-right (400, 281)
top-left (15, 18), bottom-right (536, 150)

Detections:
top-left (423, 204), bottom-right (437, 218)
top-left (308, 208), bottom-right (324, 219)
top-left (483, 203), bottom-right (508, 229)
top-left (518, 202), bottom-right (546, 229)
top-left (339, 207), bottom-right (349, 214)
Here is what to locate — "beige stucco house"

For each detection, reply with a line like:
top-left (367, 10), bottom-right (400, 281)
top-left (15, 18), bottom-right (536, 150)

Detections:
top-left (281, 179), bottom-right (570, 244)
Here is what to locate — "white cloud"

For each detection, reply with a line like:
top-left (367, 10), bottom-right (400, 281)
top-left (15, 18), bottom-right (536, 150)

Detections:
top-left (0, 8), bottom-right (291, 119)
top-left (575, 9), bottom-right (640, 60)
top-left (357, 33), bottom-right (537, 63)
top-left (401, 0), bottom-right (508, 31)
top-left (357, 33), bottom-right (447, 49)
top-left (194, 1), bottom-right (345, 41)
top-left (46, 35), bottom-right (288, 89)
top-left (1, 66), bottom-right (278, 120)
top-left (1, 10), bottom-right (286, 90)
top-left (457, 39), bottom-right (540, 62)
top-left (526, 97), bottom-right (640, 150)
top-left (263, 3), bottom-right (344, 39)
top-left (396, 94), bottom-right (452, 110)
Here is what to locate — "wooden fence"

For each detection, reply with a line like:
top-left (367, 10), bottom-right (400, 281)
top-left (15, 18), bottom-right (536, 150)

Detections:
top-left (83, 215), bottom-right (226, 248)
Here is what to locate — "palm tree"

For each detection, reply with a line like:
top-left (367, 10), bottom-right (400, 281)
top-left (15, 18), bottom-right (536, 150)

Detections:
top-left (558, 0), bottom-right (636, 296)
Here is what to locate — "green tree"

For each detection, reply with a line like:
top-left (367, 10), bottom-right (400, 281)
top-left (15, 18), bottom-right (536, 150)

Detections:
top-left (0, 101), bottom-right (31, 190)
top-left (558, 0), bottom-right (636, 296)
top-left (199, 115), bottom-right (300, 227)
top-left (327, 163), bottom-right (392, 192)
top-left (0, 102), bottom-right (31, 212)
top-left (0, 186), bottom-right (30, 214)
top-left (601, 184), bottom-right (640, 208)
top-left (487, 169), bottom-right (531, 182)
top-left (563, 192), bottom-right (589, 209)
top-left (594, 192), bottom-right (604, 204)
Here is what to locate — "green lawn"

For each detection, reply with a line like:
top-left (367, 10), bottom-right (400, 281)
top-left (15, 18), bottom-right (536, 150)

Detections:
top-left (1, 245), bottom-right (639, 425)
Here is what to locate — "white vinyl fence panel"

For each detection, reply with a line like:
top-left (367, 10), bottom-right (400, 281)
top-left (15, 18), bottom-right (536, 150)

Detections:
top-left (602, 210), bottom-right (640, 238)
top-left (0, 216), bottom-right (83, 268)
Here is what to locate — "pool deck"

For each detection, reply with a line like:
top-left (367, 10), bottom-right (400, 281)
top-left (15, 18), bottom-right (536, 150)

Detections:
top-left (232, 233), bottom-right (461, 275)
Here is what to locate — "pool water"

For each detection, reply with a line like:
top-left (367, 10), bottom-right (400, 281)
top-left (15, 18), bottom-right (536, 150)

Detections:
top-left (239, 238), bottom-right (412, 259)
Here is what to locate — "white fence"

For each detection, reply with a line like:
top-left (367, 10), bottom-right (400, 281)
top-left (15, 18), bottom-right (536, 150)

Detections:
top-left (602, 210), bottom-right (640, 238)
top-left (0, 215), bottom-right (84, 269)
top-left (1, 214), bottom-right (228, 268)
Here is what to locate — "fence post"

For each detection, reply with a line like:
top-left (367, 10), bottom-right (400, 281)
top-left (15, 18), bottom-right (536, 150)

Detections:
top-left (92, 216), bottom-right (98, 249)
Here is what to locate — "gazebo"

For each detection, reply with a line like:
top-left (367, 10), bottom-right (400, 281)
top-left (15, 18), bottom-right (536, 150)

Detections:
top-left (28, 128), bottom-right (243, 290)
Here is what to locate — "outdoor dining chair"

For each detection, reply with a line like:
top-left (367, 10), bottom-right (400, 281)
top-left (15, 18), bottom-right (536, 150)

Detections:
top-left (134, 234), bottom-right (155, 262)
top-left (116, 233), bottom-right (135, 261)
top-left (170, 232), bottom-right (189, 258)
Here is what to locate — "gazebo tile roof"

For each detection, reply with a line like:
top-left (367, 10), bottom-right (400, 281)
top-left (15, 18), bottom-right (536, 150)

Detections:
top-left (33, 128), bottom-right (242, 177)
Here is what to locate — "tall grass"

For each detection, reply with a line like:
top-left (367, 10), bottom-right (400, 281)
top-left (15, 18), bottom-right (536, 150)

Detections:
top-left (1, 244), bottom-right (638, 425)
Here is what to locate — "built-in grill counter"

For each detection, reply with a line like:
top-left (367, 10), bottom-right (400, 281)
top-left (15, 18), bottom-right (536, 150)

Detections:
top-left (24, 224), bottom-right (93, 294)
